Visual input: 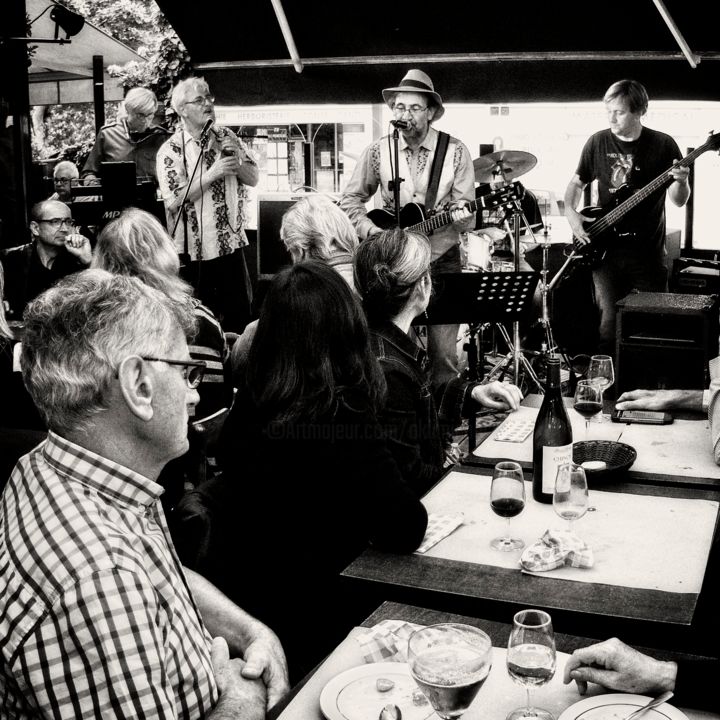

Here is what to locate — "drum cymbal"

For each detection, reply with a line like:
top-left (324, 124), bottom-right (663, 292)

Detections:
top-left (473, 150), bottom-right (538, 184)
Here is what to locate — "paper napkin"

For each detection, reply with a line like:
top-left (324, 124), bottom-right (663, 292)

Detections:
top-left (520, 528), bottom-right (594, 572)
top-left (355, 620), bottom-right (423, 663)
top-left (416, 512), bottom-right (465, 554)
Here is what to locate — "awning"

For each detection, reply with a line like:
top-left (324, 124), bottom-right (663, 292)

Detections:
top-left (26, 0), bottom-right (145, 105)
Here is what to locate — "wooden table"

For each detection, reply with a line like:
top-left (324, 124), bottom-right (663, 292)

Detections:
top-left (464, 395), bottom-right (720, 490)
top-left (341, 465), bottom-right (720, 658)
top-left (271, 602), bottom-right (717, 720)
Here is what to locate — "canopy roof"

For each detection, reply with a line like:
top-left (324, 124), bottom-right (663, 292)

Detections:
top-left (156, 0), bottom-right (720, 105)
top-left (27, 0), bottom-right (145, 105)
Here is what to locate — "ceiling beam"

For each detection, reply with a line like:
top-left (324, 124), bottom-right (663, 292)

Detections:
top-left (197, 50), bottom-right (720, 71)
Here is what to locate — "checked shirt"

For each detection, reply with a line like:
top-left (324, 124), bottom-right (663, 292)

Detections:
top-left (0, 432), bottom-right (219, 719)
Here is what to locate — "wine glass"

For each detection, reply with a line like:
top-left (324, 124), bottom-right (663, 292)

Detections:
top-left (587, 355), bottom-right (615, 421)
top-left (408, 623), bottom-right (493, 719)
top-left (573, 379), bottom-right (603, 440)
top-left (490, 461), bottom-right (526, 551)
top-left (553, 462), bottom-right (589, 534)
top-left (506, 609), bottom-right (557, 720)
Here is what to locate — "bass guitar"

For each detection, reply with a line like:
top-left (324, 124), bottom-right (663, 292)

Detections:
top-left (367, 181), bottom-right (524, 235)
top-left (572, 131), bottom-right (720, 268)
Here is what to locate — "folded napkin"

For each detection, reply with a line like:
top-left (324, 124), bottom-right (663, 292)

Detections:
top-left (416, 512), bottom-right (465, 554)
top-left (356, 620), bottom-right (423, 663)
top-left (520, 528), bottom-right (594, 572)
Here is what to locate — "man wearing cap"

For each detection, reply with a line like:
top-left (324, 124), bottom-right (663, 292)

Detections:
top-left (340, 69), bottom-right (475, 388)
top-left (82, 87), bottom-right (170, 185)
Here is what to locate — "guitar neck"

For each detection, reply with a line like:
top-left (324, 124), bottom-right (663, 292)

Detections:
top-left (408, 198), bottom-right (483, 235)
top-left (588, 140), bottom-right (714, 239)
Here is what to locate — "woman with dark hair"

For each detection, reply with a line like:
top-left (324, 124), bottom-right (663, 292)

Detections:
top-left (178, 260), bottom-right (427, 683)
top-left (354, 227), bottom-right (523, 496)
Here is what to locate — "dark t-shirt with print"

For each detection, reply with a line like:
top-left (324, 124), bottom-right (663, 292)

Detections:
top-left (575, 127), bottom-right (681, 262)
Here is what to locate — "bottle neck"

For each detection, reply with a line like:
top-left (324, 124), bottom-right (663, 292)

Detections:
top-left (545, 362), bottom-right (562, 394)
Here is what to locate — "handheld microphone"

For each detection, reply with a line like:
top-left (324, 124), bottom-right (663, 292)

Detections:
top-left (390, 119), bottom-right (409, 130)
top-left (199, 118), bottom-right (214, 142)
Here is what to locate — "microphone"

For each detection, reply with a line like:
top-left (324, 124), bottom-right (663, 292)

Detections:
top-left (390, 119), bottom-right (409, 130)
top-left (199, 118), bottom-right (214, 143)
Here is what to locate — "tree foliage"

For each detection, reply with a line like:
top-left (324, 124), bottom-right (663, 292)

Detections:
top-left (31, 0), bottom-right (193, 163)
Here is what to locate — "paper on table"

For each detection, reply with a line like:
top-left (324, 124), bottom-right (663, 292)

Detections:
top-left (415, 512), bottom-right (465, 554)
top-left (420, 471), bottom-right (717, 593)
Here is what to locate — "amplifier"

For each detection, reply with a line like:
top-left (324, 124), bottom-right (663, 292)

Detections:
top-left (671, 257), bottom-right (720, 294)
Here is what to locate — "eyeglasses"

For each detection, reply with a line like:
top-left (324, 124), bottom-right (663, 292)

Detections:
top-left (39, 217), bottom-right (75, 229)
top-left (142, 356), bottom-right (206, 388)
top-left (54, 177), bottom-right (74, 184)
top-left (392, 104), bottom-right (428, 116)
top-left (185, 95), bottom-right (215, 107)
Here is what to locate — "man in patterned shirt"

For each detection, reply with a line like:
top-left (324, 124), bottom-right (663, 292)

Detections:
top-left (157, 76), bottom-right (258, 333)
top-left (340, 69), bottom-right (475, 388)
top-left (0, 270), bottom-right (288, 719)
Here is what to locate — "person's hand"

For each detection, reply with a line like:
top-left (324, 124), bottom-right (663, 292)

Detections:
top-left (449, 201), bottom-right (473, 223)
top-left (64, 233), bottom-right (92, 265)
top-left (566, 208), bottom-right (592, 245)
top-left (240, 627), bottom-right (290, 709)
top-left (212, 154), bottom-right (242, 180)
top-left (669, 160), bottom-right (690, 187)
top-left (563, 638), bottom-right (676, 695)
top-left (481, 226), bottom-right (507, 243)
top-left (211, 636), bottom-right (266, 717)
top-left (616, 389), bottom-right (672, 411)
top-left (472, 380), bottom-right (523, 410)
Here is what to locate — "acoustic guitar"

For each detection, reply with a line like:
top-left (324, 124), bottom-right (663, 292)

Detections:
top-left (572, 131), bottom-right (720, 268)
top-left (366, 181), bottom-right (524, 236)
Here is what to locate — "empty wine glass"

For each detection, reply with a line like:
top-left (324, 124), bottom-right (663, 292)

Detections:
top-left (553, 462), bottom-right (589, 534)
top-left (573, 379), bottom-right (603, 440)
top-left (490, 461), bottom-right (526, 551)
top-left (506, 609), bottom-right (556, 720)
top-left (408, 623), bottom-right (493, 719)
top-left (587, 355), bottom-right (615, 421)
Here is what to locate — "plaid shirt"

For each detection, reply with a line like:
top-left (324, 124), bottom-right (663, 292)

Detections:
top-left (0, 432), bottom-right (219, 719)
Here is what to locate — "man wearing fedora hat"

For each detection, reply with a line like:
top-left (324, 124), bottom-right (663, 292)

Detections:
top-left (340, 68), bottom-right (475, 389)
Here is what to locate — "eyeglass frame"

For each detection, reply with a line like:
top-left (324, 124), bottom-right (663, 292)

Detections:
top-left (392, 103), bottom-right (429, 115)
top-left (184, 95), bottom-right (215, 107)
top-left (38, 217), bottom-right (76, 229)
top-left (141, 356), bottom-right (207, 388)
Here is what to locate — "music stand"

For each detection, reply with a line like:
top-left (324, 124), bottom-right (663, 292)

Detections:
top-left (421, 271), bottom-right (540, 450)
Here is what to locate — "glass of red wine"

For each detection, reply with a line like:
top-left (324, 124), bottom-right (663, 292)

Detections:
top-left (573, 379), bottom-right (603, 440)
top-left (490, 461), bottom-right (526, 551)
top-left (506, 609), bottom-right (556, 720)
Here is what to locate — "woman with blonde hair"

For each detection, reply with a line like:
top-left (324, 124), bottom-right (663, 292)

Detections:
top-left (230, 193), bottom-right (359, 377)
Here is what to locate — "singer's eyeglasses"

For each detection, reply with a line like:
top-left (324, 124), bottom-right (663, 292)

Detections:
top-left (392, 104), bottom-right (428, 116)
top-left (38, 217), bottom-right (76, 229)
top-left (185, 95), bottom-right (215, 107)
top-left (141, 356), bottom-right (206, 389)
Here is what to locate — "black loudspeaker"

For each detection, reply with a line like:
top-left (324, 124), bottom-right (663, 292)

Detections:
top-left (671, 257), bottom-right (720, 295)
top-left (615, 292), bottom-right (719, 393)
top-left (256, 193), bottom-right (299, 278)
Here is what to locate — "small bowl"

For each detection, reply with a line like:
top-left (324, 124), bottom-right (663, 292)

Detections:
top-left (573, 440), bottom-right (637, 482)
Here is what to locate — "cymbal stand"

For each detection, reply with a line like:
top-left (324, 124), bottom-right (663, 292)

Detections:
top-left (485, 203), bottom-right (544, 393)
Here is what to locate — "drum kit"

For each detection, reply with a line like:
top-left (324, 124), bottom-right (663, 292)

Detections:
top-left (462, 149), bottom-right (578, 392)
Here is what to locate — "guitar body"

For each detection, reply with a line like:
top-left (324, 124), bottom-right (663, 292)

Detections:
top-left (574, 184), bottom-right (638, 268)
top-left (367, 203), bottom-right (427, 231)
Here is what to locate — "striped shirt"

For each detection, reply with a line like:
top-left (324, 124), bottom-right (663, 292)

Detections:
top-left (0, 432), bottom-right (219, 719)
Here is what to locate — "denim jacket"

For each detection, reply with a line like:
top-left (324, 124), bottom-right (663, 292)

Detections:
top-left (370, 321), bottom-right (477, 497)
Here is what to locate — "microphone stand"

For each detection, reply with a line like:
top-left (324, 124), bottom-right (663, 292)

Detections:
top-left (171, 127), bottom-right (213, 239)
top-left (388, 126), bottom-right (404, 226)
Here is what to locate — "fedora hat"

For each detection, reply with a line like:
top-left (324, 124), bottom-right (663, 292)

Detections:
top-left (382, 69), bottom-right (445, 121)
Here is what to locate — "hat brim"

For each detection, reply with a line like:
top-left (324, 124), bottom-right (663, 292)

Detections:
top-left (382, 87), bottom-right (445, 121)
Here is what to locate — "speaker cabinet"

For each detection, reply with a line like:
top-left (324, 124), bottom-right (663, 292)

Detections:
top-left (256, 193), bottom-right (301, 278)
top-left (615, 292), bottom-right (719, 393)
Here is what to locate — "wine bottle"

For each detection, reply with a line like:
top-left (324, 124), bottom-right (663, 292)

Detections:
top-left (532, 357), bottom-right (573, 503)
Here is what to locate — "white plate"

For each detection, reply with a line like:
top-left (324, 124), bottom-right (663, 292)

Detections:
top-left (319, 662), bottom-right (435, 720)
top-left (558, 693), bottom-right (689, 720)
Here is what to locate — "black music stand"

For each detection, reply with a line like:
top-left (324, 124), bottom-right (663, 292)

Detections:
top-left (421, 271), bottom-right (540, 450)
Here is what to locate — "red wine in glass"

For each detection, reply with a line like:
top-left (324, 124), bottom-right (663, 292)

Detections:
top-left (490, 461), bottom-right (526, 551)
top-left (491, 497), bottom-right (525, 518)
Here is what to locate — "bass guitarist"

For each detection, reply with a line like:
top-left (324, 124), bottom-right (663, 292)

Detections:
top-left (340, 69), bottom-right (475, 388)
top-left (564, 79), bottom-right (690, 357)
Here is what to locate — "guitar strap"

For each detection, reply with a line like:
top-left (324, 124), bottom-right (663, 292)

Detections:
top-left (424, 131), bottom-right (450, 215)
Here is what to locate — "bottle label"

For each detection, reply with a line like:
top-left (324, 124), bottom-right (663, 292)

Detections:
top-left (542, 444), bottom-right (573, 494)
